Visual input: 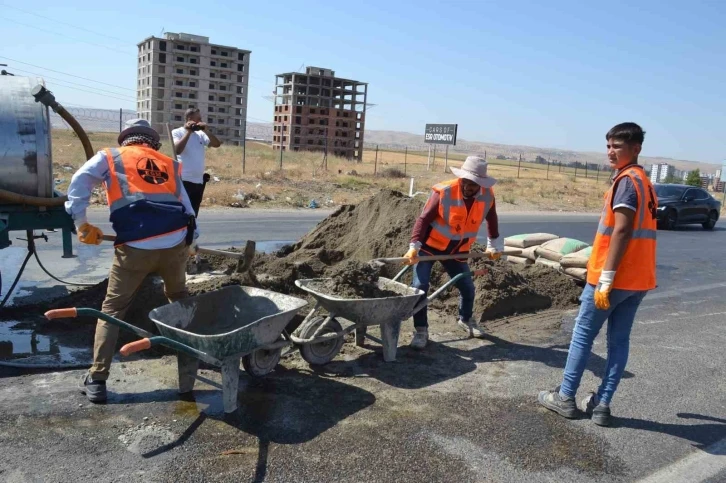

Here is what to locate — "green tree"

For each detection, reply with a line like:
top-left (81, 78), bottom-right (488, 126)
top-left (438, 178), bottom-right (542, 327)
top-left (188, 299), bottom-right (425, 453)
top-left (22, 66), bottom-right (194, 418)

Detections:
top-left (685, 169), bottom-right (701, 187)
top-left (663, 173), bottom-right (680, 184)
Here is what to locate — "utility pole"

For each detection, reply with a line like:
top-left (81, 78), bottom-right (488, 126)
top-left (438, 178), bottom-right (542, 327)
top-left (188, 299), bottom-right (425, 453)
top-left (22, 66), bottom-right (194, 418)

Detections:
top-left (323, 127), bottom-right (328, 171)
top-left (242, 119), bottom-right (247, 174)
top-left (404, 146), bottom-right (407, 175)
top-left (119, 108), bottom-right (122, 133)
top-left (279, 137), bottom-right (284, 170)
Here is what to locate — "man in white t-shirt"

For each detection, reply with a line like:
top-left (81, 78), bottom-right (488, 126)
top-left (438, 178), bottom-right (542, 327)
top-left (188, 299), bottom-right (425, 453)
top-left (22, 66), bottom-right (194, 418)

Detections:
top-left (172, 108), bottom-right (222, 216)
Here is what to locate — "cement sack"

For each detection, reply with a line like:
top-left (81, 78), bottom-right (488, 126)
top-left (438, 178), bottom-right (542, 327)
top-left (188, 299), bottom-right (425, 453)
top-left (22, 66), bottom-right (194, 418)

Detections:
top-left (563, 267), bottom-right (587, 281)
top-left (535, 257), bottom-right (562, 270)
top-left (560, 246), bottom-right (593, 269)
top-left (520, 245), bottom-right (540, 261)
top-left (506, 255), bottom-right (534, 266)
top-left (536, 238), bottom-right (590, 263)
top-left (504, 233), bottom-right (559, 249)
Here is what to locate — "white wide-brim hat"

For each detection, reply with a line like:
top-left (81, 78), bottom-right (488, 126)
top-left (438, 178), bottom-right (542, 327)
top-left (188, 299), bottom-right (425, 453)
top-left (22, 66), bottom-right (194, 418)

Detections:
top-left (118, 118), bottom-right (160, 145)
top-left (450, 155), bottom-right (497, 188)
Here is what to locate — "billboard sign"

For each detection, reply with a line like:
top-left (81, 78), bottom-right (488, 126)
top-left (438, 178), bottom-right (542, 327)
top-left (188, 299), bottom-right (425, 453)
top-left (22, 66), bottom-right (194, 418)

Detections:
top-left (424, 124), bottom-right (458, 145)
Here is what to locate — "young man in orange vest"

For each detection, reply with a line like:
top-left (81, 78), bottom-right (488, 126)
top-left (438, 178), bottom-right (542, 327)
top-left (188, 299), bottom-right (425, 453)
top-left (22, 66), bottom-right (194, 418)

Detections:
top-left (538, 122), bottom-right (657, 426)
top-left (65, 119), bottom-right (199, 403)
top-left (403, 156), bottom-right (502, 349)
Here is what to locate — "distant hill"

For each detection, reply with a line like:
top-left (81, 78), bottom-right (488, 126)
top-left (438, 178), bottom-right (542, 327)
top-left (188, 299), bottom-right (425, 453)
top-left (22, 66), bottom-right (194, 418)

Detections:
top-left (361, 129), bottom-right (720, 174)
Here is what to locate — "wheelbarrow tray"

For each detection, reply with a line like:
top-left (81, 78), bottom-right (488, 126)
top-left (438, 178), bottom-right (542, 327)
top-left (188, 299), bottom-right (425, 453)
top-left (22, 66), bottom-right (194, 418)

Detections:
top-left (295, 277), bottom-right (424, 328)
top-left (148, 285), bottom-right (307, 360)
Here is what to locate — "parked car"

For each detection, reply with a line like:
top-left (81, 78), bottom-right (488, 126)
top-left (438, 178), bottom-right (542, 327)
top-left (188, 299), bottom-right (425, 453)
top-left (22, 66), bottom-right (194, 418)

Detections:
top-left (654, 183), bottom-right (721, 230)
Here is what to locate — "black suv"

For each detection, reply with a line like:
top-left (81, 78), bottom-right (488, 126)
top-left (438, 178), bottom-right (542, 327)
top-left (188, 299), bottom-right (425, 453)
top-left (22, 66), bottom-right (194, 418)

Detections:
top-left (655, 183), bottom-right (721, 230)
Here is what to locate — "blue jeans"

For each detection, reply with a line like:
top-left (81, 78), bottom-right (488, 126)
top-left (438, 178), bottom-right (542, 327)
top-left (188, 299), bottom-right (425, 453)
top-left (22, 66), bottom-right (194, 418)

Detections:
top-left (411, 259), bottom-right (475, 328)
top-left (559, 283), bottom-right (648, 404)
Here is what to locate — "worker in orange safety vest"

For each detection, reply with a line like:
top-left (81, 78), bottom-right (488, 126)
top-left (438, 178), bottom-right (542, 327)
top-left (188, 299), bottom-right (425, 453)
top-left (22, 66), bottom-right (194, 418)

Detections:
top-left (538, 122), bottom-right (657, 427)
top-left (403, 155), bottom-right (503, 349)
top-left (65, 118), bottom-right (199, 403)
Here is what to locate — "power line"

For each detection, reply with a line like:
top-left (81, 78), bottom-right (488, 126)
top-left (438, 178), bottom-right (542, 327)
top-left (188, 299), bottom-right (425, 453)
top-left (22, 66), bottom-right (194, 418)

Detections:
top-left (0, 16), bottom-right (132, 56)
top-left (0, 56), bottom-right (135, 92)
top-left (8, 67), bottom-right (136, 100)
top-left (0, 3), bottom-right (131, 45)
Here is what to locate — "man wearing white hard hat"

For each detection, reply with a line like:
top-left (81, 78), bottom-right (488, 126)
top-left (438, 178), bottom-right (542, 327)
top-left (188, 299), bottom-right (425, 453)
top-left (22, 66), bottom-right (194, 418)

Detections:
top-left (403, 155), bottom-right (502, 349)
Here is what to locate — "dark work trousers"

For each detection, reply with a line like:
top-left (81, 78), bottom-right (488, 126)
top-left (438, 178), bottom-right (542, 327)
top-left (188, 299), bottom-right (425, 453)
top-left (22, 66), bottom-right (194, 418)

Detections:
top-left (183, 180), bottom-right (206, 217)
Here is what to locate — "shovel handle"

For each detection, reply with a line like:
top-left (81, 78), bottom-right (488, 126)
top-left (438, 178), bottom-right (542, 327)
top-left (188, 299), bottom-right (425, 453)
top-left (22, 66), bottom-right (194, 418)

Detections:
top-left (373, 248), bottom-right (522, 265)
top-left (102, 234), bottom-right (246, 260)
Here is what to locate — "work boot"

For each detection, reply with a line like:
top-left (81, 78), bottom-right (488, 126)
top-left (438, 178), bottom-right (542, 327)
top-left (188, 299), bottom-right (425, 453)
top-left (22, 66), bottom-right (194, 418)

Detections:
top-left (79, 373), bottom-right (107, 403)
top-left (410, 327), bottom-right (428, 350)
top-left (582, 392), bottom-right (612, 427)
top-left (537, 385), bottom-right (578, 419)
top-left (457, 318), bottom-right (485, 338)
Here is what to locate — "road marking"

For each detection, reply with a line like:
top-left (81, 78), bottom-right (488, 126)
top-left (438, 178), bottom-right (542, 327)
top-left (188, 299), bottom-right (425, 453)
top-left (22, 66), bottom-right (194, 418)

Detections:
top-left (638, 311), bottom-right (726, 325)
top-left (636, 437), bottom-right (726, 483)
top-left (644, 283), bottom-right (726, 302)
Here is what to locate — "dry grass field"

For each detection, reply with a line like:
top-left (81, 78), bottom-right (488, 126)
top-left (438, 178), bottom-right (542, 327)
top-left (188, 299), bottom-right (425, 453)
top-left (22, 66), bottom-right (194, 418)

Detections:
top-left (51, 129), bottom-right (616, 212)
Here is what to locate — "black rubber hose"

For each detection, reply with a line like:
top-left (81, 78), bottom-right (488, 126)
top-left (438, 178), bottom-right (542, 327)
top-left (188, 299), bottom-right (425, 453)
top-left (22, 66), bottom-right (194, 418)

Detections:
top-left (0, 250), bottom-right (33, 309)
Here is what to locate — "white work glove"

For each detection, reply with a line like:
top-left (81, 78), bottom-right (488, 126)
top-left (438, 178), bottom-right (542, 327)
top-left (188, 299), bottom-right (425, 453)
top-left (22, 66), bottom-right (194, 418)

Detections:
top-left (486, 237), bottom-right (504, 260)
top-left (188, 240), bottom-right (199, 257)
top-left (595, 270), bottom-right (615, 310)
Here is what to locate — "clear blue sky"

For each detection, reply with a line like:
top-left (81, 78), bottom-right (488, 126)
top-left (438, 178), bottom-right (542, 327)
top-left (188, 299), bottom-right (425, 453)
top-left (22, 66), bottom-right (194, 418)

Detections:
top-left (1, 0), bottom-right (724, 163)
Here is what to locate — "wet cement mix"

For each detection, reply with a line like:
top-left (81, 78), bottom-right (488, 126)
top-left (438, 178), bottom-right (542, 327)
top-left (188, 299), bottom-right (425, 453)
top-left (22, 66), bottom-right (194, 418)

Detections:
top-left (3, 189), bottom-right (582, 345)
top-left (306, 260), bottom-right (400, 299)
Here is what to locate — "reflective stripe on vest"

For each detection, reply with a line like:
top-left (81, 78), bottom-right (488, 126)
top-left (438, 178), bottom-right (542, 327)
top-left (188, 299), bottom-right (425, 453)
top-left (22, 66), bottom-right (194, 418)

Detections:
top-left (425, 179), bottom-right (493, 252)
top-left (105, 147), bottom-right (182, 213)
top-left (587, 165), bottom-right (657, 290)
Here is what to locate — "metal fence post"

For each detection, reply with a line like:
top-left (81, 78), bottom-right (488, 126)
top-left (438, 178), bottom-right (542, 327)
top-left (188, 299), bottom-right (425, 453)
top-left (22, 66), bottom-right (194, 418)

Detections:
top-left (444, 145), bottom-right (449, 173)
top-left (574, 163), bottom-right (578, 179)
top-left (374, 144), bottom-right (378, 175)
top-left (517, 154), bottom-right (522, 178)
top-left (404, 146), bottom-right (407, 175)
top-left (596, 164), bottom-right (600, 182)
top-left (585, 162), bottom-right (589, 179)
top-left (546, 160), bottom-right (550, 180)
top-left (279, 140), bottom-right (283, 170)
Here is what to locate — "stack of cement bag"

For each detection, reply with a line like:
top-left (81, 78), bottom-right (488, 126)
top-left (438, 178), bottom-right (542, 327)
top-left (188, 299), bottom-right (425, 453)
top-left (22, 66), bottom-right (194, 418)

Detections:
top-left (503, 233), bottom-right (592, 282)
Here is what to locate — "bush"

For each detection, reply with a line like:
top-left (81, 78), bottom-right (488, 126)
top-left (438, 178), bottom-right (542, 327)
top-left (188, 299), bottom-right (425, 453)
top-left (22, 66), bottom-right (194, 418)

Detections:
top-left (378, 168), bottom-right (407, 179)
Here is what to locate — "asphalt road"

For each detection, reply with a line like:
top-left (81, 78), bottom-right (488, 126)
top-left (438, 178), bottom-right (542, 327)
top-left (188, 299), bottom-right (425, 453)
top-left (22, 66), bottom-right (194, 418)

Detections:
top-left (0, 208), bottom-right (724, 482)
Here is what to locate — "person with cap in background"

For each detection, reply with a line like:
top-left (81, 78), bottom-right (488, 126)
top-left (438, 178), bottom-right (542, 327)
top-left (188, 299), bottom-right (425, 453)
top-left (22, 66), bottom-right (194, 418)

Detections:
top-left (65, 118), bottom-right (199, 403)
top-left (404, 155), bottom-right (503, 350)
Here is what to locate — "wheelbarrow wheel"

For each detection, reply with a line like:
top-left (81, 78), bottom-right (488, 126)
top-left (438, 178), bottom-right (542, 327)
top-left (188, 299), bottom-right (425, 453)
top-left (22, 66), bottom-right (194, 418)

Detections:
top-left (242, 347), bottom-right (282, 378)
top-left (299, 316), bottom-right (344, 366)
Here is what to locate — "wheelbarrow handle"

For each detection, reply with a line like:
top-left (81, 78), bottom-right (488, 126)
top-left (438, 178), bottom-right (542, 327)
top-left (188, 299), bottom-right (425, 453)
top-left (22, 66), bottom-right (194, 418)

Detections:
top-left (119, 336), bottom-right (223, 366)
top-left (101, 234), bottom-right (247, 260)
top-left (410, 268), bottom-right (490, 315)
top-left (45, 307), bottom-right (153, 339)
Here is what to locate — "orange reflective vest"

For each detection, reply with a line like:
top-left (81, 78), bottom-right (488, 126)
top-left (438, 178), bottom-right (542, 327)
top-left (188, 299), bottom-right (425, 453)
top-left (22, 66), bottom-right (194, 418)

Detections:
top-left (103, 146), bottom-right (191, 246)
top-left (586, 165), bottom-right (657, 290)
top-left (424, 179), bottom-right (494, 254)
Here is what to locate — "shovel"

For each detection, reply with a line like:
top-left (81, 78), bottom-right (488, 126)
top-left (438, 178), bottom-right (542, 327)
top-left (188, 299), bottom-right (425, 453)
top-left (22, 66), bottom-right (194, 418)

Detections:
top-left (370, 248), bottom-right (522, 266)
top-left (101, 234), bottom-right (256, 276)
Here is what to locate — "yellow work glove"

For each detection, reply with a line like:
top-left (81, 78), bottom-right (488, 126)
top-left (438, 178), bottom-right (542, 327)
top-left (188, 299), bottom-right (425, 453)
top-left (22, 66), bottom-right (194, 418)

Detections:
top-left (594, 271), bottom-right (615, 310)
top-left (77, 222), bottom-right (103, 245)
top-left (403, 246), bottom-right (419, 266)
top-left (486, 237), bottom-right (503, 260)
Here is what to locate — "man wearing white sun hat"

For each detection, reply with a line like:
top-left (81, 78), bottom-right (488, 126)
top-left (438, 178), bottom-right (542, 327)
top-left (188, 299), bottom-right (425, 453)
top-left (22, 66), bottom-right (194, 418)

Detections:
top-left (403, 155), bottom-right (502, 349)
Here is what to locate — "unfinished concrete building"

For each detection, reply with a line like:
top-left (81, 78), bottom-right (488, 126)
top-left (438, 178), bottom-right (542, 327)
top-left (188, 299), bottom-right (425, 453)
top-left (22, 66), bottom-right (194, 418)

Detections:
top-left (136, 32), bottom-right (251, 145)
top-left (273, 67), bottom-right (367, 161)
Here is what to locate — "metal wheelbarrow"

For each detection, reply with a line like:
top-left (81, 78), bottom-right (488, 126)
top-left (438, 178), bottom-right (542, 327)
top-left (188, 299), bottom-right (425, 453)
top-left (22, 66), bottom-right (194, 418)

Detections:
top-left (45, 285), bottom-right (308, 413)
top-left (292, 263), bottom-right (491, 365)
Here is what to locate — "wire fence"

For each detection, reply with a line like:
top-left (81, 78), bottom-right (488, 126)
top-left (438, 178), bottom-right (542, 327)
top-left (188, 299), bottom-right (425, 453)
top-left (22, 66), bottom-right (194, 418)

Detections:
top-left (50, 106), bottom-right (611, 184)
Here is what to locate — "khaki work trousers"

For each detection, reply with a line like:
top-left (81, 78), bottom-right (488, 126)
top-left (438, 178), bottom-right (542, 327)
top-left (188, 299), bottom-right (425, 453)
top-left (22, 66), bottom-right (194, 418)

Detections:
top-left (90, 241), bottom-right (189, 381)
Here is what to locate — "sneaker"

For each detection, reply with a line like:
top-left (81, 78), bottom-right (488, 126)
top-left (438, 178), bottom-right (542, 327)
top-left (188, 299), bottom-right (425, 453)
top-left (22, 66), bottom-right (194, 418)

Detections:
top-left (581, 392), bottom-right (611, 427)
top-left (537, 386), bottom-right (578, 419)
top-left (457, 318), bottom-right (485, 338)
top-left (410, 327), bottom-right (428, 350)
top-left (79, 373), bottom-right (107, 403)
